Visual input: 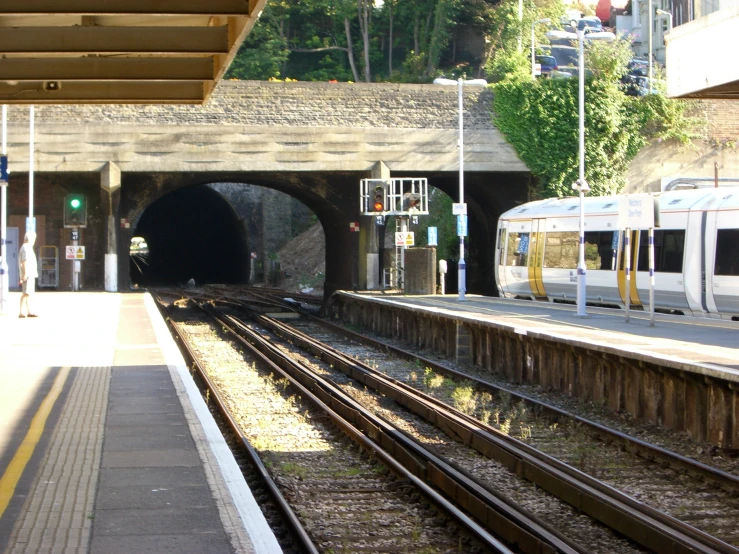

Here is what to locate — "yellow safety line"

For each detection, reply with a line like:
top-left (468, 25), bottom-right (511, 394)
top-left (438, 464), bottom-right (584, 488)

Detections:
top-left (0, 366), bottom-right (71, 518)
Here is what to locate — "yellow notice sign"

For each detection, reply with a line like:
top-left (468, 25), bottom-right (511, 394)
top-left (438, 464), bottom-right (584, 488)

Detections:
top-left (395, 232), bottom-right (414, 246)
top-left (65, 246), bottom-right (86, 260)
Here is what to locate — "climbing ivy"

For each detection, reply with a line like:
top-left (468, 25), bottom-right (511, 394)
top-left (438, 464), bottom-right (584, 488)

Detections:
top-left (492, 36), bottom-right (698, 198)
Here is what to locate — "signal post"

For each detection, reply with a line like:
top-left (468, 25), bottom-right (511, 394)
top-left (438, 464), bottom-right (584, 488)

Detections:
top-left (63, 194), bottom-right (87, 291)
top-left (359, 176), bottom-right (429, 291)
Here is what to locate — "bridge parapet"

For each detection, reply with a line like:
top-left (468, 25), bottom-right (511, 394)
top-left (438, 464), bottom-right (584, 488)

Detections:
top-left (3, 81), bottom-right (525, 174)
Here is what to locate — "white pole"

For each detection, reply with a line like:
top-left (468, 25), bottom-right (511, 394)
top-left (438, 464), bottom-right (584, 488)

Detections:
top-left (648, 0), bottom-right (653, 94)
top-left (0, 105), bottom-right (8, 314)
top-left (531, 24), bottom-right (536, 80)
top-left (518, 0), bottom-right (523, 52)
top-left (28, 106), bottom-right (35, 230)
top-left (576, 29), bottom-right (587, 317)
top-left (625, 228), bottom-right (631, 323)
top-left (457, 78), bottom-right (466, 301)
top-left (649, 227), bottom-right (655, 326)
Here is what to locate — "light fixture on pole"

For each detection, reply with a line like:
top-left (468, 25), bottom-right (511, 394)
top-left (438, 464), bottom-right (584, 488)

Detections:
top-left (572, 29), bottom-right (590, 317)
top-left (531, 18), bottom-right (552, 80)
top-left (655, 8), bottom-right (673, 30)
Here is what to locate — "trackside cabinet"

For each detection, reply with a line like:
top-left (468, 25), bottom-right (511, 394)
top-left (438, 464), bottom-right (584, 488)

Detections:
top-left (39, 245), bottom-right (59, 288)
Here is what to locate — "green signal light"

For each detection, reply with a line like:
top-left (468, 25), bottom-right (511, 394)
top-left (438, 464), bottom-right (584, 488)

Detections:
top-left (70, 198), bottom-right (81, 209)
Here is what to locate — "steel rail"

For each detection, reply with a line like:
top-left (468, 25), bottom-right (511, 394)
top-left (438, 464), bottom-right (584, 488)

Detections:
top-left (247, 309), bottom-right (739, 554)
top-left (193, 305), bottom-right (523, 554)
top-left (209, 306), bottom-right (590, 554)
top-left (267, 294), bottom-right (739, 494)
top-left (151, 295), bottom-right (320, 554)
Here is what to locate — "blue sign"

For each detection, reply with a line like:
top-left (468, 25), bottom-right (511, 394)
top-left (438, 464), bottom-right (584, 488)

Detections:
top-left (518, 233), bottom-right (529, 253)
top-left (428, 227), bottom-right (438, 246)
top-left (0, 155), bottom-right (7, 183)
top-left (611, 230), bottom-right (620, 250)
top-left (456, 215), bottom-right (467, 237)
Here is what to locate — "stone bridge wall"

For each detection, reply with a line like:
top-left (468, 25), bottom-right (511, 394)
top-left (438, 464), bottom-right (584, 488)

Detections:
top-left (5, 80), bottom-right (496, 129)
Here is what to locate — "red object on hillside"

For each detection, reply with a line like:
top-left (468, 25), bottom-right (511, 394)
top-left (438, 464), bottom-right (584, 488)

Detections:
top-left (596, 0), bottom-right (611, 23)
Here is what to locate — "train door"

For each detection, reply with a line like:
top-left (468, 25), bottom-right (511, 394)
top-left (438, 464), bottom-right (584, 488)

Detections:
top-left (498, 219), bottom-right (536, 299)
top-left (707, 205), bottom-right (739, 318)
top-left (528, 219), bottom-right (547, 299)
top-left (683, 201), bottom-right (712, 315)
top-left (617, 229), bottom-right (642, 308)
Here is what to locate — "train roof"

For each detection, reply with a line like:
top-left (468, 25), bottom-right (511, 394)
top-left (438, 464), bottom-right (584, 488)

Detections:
top-left (499, 187), bottom-right (739, 221)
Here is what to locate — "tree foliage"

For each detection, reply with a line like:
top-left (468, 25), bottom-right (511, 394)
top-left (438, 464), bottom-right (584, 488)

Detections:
top-left (493, 34), bottom-right (695, 198)
top-left (227, 0), bottom-right (473, 83)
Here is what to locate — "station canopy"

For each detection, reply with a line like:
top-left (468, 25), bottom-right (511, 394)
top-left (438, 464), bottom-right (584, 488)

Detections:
top-left (0, 0), bottom-right (266, 104)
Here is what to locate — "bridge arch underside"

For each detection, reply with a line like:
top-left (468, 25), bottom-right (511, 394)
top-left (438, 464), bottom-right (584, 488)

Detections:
top-left (118, 170), bottom-right (529, 297)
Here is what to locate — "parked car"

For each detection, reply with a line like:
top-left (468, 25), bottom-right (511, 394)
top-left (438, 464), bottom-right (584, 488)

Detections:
top-left (626, 59), bottom-right (649, 77)
top-left (621, 74), bottom-right (664, 96)
top-left (561, 8), bottom-right (583, 26)
top-left (577, 16), bottom-right (603, 32)
top-left (536, 55), bottom-right (558, 76)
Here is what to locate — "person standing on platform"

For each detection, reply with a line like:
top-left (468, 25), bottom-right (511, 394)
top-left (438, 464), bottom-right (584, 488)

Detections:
top-left (18, 232), bottom-right (39, 318)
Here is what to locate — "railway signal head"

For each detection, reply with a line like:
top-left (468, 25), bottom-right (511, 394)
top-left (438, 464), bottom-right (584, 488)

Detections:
top-left (372, 185), bottom-right (387, 212)
top-left (64, 194), bottom-right (87, 227)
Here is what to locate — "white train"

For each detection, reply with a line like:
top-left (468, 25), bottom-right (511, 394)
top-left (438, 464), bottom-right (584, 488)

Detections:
top-left (495, 188), bottom-right (739, 320)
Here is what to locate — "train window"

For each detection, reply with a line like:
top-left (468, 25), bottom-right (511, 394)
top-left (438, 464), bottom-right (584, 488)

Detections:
top-left (586, 231), bottom-right (617, 270)
top-left (505, 232), bottom-right (529, 266)
top-left (715, 229), bottom-right (739, 276)
top-left (637, 229), bottom-right (685, 273)
top-left (542, 232), bottom-right (605, 269)
top-left (544, 232), bottom-right (578, 268)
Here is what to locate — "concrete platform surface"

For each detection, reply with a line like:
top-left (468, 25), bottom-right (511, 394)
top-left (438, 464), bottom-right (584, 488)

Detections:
top-left (348, 293), bottom-right (739, 375)
top-left (0, 291), bottom-right (282, 554)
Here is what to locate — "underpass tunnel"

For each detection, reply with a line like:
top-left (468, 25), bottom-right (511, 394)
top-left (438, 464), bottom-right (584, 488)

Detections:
top-left (130, 185), bottom-right (250, 287)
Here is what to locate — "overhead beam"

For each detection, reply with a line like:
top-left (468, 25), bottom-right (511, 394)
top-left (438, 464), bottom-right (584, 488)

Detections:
top-left (0, 58), bottom-right (214, 81)
top-left (0, 26), bottom-right (230, 54)
top-left (0, 0), bottom-right (253, 16)
top-left (0, 81), bottom-right (205, 104)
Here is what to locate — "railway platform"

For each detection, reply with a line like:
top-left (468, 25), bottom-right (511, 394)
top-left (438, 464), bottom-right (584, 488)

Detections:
top-left (334, 292), bottom-right (739, 449)
top-left (344, 292), bottom-right (739, 370)
top-left (0, 291), bottom-right (282, 554)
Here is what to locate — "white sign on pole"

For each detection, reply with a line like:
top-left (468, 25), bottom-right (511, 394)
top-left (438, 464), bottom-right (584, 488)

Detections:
top-left (618, 194), bottom-right (655, 229)
top-left (534, 63), bottom-right (542, 76)
top-left (452, 203), bottom-right (467, 215)
top-left (395, 232), bottom-right (415, 246)
top-left (66, 246), bottom-right (85, 260)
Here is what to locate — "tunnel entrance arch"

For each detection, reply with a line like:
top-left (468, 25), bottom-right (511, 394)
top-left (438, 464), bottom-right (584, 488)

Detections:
top-left (130, 185), bottom-right (250, 287)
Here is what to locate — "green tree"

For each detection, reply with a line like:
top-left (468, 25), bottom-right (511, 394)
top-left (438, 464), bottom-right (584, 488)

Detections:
top-left (225, 2), bottom-right (290, 80)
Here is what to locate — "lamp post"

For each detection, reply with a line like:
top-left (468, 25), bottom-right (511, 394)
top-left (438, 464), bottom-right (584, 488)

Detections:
top-left (573, 29), bottom-right (590, 317)
top-left (531, 18), bottom-right (552, 80)
top-left (647, 0), bottom-right (653, 95)
top-left (656, 9), bottom-right (673, 70)
top-left (434, 77), bottom-right (486, 300)
top-left (457, 78), bottom-right (466, 301)
top-left (518, 0), bottom-right (523, 52)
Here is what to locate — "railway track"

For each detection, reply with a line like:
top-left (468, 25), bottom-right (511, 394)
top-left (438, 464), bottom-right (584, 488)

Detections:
top-left (157, 291), bottom-right (518, 553)
top-left (155, 287), bottom-right (739, 553)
